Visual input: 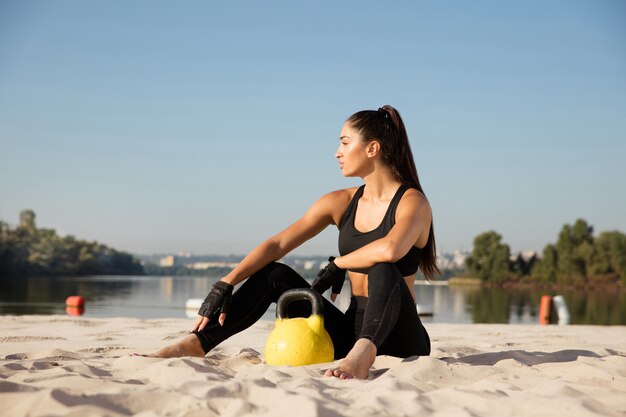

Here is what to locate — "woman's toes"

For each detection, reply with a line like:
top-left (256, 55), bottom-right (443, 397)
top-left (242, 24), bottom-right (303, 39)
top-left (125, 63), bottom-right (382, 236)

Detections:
top-left (323, 367), bottom-right (354, 379)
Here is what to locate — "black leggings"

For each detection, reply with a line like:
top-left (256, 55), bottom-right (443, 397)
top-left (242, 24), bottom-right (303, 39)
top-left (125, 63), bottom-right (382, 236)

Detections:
top-left (192, 262), bottom-right (430, 359)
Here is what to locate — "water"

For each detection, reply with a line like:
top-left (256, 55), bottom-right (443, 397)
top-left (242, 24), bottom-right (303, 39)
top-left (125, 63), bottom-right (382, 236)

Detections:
top-left (0, 275), bottom-right (624, 325)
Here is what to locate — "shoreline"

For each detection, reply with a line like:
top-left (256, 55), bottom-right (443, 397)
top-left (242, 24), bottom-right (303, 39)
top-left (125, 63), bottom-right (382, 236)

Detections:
top-left (448, 276), bottom-right (626, 291)
top-left (0, 315), bottom-right (625, 416)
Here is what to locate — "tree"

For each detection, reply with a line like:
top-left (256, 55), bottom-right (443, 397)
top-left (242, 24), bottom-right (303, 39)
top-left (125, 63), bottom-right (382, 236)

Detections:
top-left (532, 219), bottom-right (624, 286)
top-left (19, 210), bottom-right (36, 231)
top-left (465, 231), bottom-right (512, 283)
top-left (510, 252), bottom-right (537, 276)
top-left (533, 244), bottom-right (558, 283)
top-left (555, 219), bottom-right (593, 284)
top-left (0, 221), bottom-right (9, 275)
top-left (592, 231), bottom-right (626, 285)
top-left (0, 210), bottom-right (144, 276)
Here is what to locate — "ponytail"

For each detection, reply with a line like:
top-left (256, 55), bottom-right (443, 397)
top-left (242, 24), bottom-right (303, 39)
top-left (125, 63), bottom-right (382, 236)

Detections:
top-left (347, 105), bottom-right (440, 279)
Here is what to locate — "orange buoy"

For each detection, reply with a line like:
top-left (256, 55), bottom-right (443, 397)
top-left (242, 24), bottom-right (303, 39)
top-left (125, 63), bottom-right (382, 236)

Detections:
top-left (65, 306), bottom-right (85, 316)
top-left (66, 295), bottom-right (85, 308)
top-left (539, 295), bottom-right (553, 325)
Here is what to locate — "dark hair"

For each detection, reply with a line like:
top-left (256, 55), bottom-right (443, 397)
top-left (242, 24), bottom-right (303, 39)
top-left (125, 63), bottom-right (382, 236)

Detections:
top-left (346, 105), bottom-right (440, 279)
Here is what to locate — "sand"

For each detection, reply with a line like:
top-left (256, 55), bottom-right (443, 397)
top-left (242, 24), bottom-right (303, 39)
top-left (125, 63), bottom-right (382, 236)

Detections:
top-left (0, 316), bottom-right (624, 417)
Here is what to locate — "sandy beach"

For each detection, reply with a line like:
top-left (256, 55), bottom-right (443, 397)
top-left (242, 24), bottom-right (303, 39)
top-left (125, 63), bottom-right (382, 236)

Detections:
top-left (0, 315), bottom-right (624, 417)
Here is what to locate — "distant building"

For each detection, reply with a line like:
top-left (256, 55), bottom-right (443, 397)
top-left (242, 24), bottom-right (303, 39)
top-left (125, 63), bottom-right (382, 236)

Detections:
top-left (159, 255), bottom-right (176, 267)
top-left (319, 259), bottom-right (331, 269)
top-left (185, 262), bottom-right (239, 270)
top-left (437, 250), bottom-right (469, 270)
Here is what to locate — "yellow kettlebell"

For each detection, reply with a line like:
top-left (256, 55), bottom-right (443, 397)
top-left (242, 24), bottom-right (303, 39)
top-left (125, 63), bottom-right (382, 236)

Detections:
top-left (265, 288), bottom-right (334, 366)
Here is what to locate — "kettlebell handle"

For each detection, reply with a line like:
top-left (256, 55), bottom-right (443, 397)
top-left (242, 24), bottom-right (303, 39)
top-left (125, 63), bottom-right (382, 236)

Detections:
top-left (276, 288), bottom-right (324, 319)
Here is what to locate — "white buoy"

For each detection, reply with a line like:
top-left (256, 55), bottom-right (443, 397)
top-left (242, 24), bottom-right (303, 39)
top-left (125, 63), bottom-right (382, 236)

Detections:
top-left (552, 295), bottom-right (570, 325)
top-left (185, 298), bottom-right (203, 310)
top-left (185, 298), bottom-right (203, 319)
top-left (417, 303), bottom-right (433, 316)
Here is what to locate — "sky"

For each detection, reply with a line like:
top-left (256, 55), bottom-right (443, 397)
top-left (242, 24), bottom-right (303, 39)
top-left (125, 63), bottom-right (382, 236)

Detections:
top-left (1, 1), bottom-right (625, 257)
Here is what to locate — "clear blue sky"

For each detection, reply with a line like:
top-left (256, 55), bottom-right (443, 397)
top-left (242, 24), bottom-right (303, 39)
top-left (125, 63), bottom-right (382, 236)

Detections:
top-left (1, 1), bottom-right (625, 256)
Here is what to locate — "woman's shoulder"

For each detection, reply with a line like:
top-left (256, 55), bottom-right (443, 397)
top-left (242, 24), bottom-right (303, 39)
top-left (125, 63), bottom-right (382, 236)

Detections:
top-left (317, 187), bottom-right (361, 225)
top-left (402, 187), bottom-right (427, 199)
top-left (399, 187), bottom-right (431, 215)
top-left (317, 187), bottom-right (360, 208)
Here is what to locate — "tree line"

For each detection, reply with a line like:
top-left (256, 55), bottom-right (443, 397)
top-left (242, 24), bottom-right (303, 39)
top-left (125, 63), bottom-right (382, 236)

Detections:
top-left (465, 219), bottom-right (626, 286)
top-left (0, 210), bottom-right (143, 277)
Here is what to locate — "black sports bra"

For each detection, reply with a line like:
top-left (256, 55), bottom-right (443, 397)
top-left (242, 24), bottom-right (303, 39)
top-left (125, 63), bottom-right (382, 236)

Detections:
top-left (337, 185), bottom-right (421, 276)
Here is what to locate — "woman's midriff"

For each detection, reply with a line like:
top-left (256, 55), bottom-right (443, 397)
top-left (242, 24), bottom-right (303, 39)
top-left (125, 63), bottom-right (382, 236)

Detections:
top-left (348, 271), bottom-right (416, 302)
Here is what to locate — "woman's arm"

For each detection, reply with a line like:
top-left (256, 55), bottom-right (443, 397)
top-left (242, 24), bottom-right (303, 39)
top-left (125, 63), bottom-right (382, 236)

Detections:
top-left (220, 190), bottom-right (345, 286)
top-left (194, 189), bottom-right (352, 330)
top-left (333, 189), bottom-right (432, 271)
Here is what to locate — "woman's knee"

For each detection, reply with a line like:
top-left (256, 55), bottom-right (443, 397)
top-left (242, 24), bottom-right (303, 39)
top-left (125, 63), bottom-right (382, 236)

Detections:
top-left (367, 263), bottom-right (402, 287)
top-left (252, 262), bottom-right (307, 290)
top-left (366, 262), bottom-right (403, 307)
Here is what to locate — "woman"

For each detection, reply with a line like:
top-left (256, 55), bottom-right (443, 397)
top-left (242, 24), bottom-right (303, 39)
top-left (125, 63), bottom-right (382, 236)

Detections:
top-left (148, 105), bottom-right (439, 380)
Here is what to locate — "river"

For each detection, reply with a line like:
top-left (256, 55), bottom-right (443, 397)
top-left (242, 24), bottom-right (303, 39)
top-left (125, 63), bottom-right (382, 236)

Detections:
top-left (0, 275), bottom-right (624, 325)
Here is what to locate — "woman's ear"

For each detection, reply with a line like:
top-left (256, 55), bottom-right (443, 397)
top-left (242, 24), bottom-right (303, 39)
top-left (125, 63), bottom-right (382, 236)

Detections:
top-left (366, 140), bottom-right (381, 158)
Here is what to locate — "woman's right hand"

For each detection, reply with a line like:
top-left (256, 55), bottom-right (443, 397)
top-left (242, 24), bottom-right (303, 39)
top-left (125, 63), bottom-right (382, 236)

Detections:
top-left (192, 281), bottom-right (234, 332)
top-left (312, 256), bottom-right (346, 302)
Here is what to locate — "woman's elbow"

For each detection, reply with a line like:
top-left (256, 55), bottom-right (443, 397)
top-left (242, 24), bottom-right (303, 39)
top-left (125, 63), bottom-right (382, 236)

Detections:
top-left (263, 238), bottom-right (284, 258)
top-left (381, 242), bottom-right (404, 263)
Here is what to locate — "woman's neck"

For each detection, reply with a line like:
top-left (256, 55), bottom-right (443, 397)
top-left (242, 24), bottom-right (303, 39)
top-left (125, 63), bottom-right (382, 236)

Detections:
top-left (361, 168), bottom-right (401, 201)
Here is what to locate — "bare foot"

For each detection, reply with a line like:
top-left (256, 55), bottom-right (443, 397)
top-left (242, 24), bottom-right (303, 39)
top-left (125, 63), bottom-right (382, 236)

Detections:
top-left (140, 334), bottom-right (206, 358)
top-left (324, 338), bottom-right (376, 380)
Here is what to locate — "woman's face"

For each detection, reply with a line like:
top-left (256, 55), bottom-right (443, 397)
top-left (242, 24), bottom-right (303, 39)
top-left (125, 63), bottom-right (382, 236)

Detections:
top-left (336, 123), bottom-right (370, 177)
